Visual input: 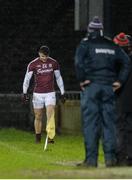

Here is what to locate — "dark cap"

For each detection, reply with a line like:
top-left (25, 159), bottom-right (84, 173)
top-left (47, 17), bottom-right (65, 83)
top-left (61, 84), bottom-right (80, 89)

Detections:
top-left (87, 16), bottom-right (103, 32)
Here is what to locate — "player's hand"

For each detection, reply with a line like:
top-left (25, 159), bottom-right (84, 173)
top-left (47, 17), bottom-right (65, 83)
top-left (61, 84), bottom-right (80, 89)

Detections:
top-left (112, 81), bottom-right (121, 92)
top-left (80, 80), bottom-right (91, 91)
top-left (60, 94), bottom-right (66, 104)
top-left (21, 93), bottom-right (30, 104)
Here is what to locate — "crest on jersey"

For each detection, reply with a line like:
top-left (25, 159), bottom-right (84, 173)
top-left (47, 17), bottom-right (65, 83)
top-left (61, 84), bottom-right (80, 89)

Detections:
top-left (49, 64), bottom-right (52, 68)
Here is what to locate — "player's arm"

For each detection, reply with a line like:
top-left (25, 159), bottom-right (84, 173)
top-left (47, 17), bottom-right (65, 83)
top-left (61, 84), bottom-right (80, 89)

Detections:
top-left (54, 70), bottom-right (65, 95)
top-left (23, 70), bottom-right (33, 94)
top-left (22, 70), bottom-right (33, 103)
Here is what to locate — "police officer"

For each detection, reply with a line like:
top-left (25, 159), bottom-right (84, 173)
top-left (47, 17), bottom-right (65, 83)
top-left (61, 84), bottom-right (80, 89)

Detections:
top-left (75, 16), bottom-right (130, 167)
top-left (113, 33), bottom-right (132, 166)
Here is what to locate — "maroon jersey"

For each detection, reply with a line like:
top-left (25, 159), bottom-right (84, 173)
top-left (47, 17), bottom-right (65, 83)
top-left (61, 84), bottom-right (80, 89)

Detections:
top-left (27, 57), bottom-right (60, 93)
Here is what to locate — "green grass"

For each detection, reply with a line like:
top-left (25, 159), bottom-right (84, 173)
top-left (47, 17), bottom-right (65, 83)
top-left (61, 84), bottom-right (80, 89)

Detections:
top-left (0, 128), bottom-right (132, 179)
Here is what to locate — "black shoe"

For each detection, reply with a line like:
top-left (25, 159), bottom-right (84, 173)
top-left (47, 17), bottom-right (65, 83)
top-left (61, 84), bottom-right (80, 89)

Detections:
top-left (77, 160), bottom-right (97, 168)
top-left (116, 156), bottom-right (128, 166)
top-left (116, 160), bottom-right (128, 166)
top-left (127, 158), bottom-right (132, 166)
top-left (106, 159), bottom-right (117, 167)
top-left (35, 133), bottom-right (41, 143)
top-left (48, 138), bottom-right (54, 144)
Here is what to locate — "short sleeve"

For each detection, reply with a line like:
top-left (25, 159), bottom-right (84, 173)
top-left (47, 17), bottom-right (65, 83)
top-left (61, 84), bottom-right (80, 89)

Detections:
top-left (54, 61), bottom-right (60, 70)
top-left (27, 62), bottom-right (35, 72)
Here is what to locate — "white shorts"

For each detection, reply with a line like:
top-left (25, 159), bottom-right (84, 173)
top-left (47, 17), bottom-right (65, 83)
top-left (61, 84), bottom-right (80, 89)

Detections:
top-left (32, 92), bottom-right (56, 109)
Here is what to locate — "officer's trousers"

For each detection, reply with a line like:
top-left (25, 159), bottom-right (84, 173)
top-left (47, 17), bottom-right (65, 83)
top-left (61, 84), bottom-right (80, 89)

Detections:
top-left (116, 112), bottom-right (132, 164)
top-left (80, 83), bottom-right (117, 166)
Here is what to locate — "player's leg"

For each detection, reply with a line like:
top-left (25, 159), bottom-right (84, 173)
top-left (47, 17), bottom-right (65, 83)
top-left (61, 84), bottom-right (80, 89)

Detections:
top-left (34, 108), bottom-right (43, 143)
top-left (32, 93), bottom-right (45, 143)
top-left (46, 105), bottom-right (55, 143)
top-left (45, 92), bottom-right (56, 143)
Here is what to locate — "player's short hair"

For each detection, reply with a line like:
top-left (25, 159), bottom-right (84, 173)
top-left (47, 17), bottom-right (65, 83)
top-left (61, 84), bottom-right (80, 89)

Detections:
top-left (39, 45), bottom-right (50, 56)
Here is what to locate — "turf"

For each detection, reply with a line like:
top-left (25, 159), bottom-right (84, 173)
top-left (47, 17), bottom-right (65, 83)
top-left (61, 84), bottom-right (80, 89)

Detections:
top-left (0, 128), bottom-right (132, 179)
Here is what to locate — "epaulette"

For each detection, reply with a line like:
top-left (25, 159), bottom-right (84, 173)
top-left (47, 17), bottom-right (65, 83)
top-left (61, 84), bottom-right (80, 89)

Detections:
top-left (82, 37), bottom-right (89, 41)
top-left (104, 36), bottom-right (112, 41)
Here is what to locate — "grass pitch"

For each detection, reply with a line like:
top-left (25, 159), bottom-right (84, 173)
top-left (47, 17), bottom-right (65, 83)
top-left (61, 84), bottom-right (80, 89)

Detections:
top-left (0, 128), bottom-right (132, 179)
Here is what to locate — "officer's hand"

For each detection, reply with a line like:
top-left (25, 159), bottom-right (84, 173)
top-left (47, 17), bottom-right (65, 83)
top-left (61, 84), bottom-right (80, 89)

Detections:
top-left (21, 93), bottom-right (30, 104)
top-left (80, 80), bottom-right (91, 91)
top-left (60, 94), bottom-right (66, 104)
top-left (112, 81), bottom-right (121, 92)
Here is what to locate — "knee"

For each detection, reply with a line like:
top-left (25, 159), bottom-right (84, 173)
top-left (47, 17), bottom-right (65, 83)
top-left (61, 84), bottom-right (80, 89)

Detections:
top-left (35, 113), bottom-right (42, 121)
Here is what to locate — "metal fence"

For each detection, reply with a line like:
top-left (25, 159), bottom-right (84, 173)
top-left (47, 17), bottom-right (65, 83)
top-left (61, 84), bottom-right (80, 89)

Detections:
top-left (56, 91), bottom-right (80, 100)
top-left (0, 92), bottom-right (81, 133)
top-left (0, 91), bottom-right (81, 100)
